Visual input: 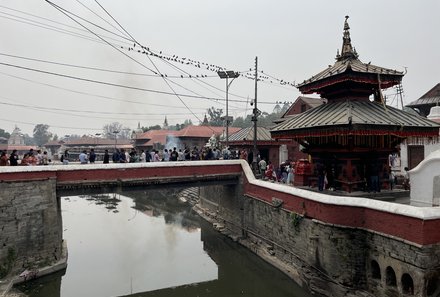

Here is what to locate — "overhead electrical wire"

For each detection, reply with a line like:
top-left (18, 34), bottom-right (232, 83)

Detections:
top-left (44, 1), bottom-right (159, 75)
top-left (0, 71), bottom-right (209, 111)
top-left (0, 4), bottom-right (131, 45)
top-left (2, 4), bottom-right (296, 93)
top-left (89, 0), bottom-right (253, 111)
top-left (0, 61), bottom-right (282, 106)
top-left (0, 9), bottom-right (128, 46)
top-left (91, 0), bottom-right (207, 128)
top-left (2, 4), bottom-right (293, 106)
top-left (74, 0), bottom-right (131, 40)
top-left (0, 117), bottom-right (102, 131)
top-left (0, 12), bottom-right (103, 45)
top-left (0, 98), bottom-right (206, 116)
top-left (45, 0), bottom-right (238, 112)
top-left (0, 1), bottom-right (294, 135)
top-left (0, 61), bottom-right (241, 102)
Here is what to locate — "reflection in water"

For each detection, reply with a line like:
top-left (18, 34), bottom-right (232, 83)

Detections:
top-left (17, 188), bottom-right (312, 297)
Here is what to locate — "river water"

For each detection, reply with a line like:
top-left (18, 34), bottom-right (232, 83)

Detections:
top-left (16, 188), bottom-right (313, 297)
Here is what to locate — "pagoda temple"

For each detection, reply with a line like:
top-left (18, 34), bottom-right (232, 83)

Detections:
top-left (271, 16), bottom-right (440, 192)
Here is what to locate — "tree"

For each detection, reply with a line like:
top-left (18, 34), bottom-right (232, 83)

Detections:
top-left (0, 128), bottom-right (10, 139)
top-left (33, 124), bottom-right (52, 146)
top-left (169, 119), bottom-right (193, 131)
top-left (119, 129), bottom-right (131, 139)
top-left (103, 122), bottom-right (131, 139)
top-left (231, 116), bottom-right (247, 128)
top-left (23, 134), bottom-right (35, 145)
top-left (141, 125), bottom-right (161, 132)
top-left (207, 107), bottom-right (223, 126)
top-left (232, 111), bottom-right (281, 129)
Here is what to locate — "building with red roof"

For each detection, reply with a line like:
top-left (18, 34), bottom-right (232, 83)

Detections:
top-left (171, 125), bottom-right (240, 149)
top-left (134, 129), bottom-right (178, 151)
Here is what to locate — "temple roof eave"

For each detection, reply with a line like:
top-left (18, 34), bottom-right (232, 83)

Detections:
top-left (270, 125), bottom-right (440, 140)
top-left (297, 64), bottom-right (404, 93)
top-left (270, 101), bottom-right (440, 136)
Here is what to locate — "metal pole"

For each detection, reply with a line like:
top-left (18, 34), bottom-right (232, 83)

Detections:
top-left (252, 56), bottom-right (258, 172)
top-left (217, 70), bottom-right (239, 149)
top-left (225, 76), bottom-right (229, 148)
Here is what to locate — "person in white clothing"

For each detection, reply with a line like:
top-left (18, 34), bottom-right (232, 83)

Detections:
top-left (177, 149), bottom-right (184, 161)
top-left (140, 150), bottom-right (146, 162)
top-left (79, 150), bottom-right (88, 164)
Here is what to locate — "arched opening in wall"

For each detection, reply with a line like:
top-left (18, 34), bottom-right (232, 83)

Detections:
top-left (386, 266), bottom-right (397, 287)
top-left (401, 273), bottom-right (414, 295)
top-left (371, 260), bottom-right (381, 280)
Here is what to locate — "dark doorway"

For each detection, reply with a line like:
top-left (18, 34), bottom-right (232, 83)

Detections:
top-left (408, 145), bottom-right (424, 169)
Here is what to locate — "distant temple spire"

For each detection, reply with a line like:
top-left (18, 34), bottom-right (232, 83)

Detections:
top-left (337, 16), bottom-right (359, 61)
top-left (163, 116), bottom-right (169, 129)
top-left (201, 114), bottom-right (209, 126)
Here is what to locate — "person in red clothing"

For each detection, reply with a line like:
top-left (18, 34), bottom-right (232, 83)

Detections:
top-left (0, 151), bottom-right (9, 166)
top-left (265, 161), bottom-right (276, 181)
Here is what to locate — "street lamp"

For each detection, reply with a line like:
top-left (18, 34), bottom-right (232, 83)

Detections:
top-left (217, 70), bottom-right (239, 148)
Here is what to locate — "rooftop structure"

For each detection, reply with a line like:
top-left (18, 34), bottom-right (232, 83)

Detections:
top-left (406, 83), bottom-right (440, 117)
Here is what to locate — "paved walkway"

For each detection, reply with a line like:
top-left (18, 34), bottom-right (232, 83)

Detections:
top-left (298, 187), bottom-right (411, 204)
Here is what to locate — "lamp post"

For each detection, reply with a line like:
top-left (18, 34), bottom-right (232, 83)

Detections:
top-left (252, 57), bottom-right (260, 173)
top-left (217, 70), bottom-right (239, 148)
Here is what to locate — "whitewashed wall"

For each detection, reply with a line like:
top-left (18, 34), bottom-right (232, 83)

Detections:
top-left (410, 149), bottom-right (440, 206)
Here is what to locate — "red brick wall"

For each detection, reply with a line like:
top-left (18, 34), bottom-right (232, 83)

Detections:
top-left (243, 180), bottom-right (440, 245)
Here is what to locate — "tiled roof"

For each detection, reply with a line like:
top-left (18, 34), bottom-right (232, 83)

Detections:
top-left (0, 144), bottom-right (37, 151)
top-left (136, 130), bottom-right (177, 146)
top-left (280, 96), bottom-right (326, 119)
top-left (271, 101), bottom-right (440, 135)
top-left (137, 129), bottom-right (176, 140)
top-left (44, 140), bottom-right (63, 146)
top-left (297, 58), bottom-right (403, 90)
top-left (44, 137), bottom-right (131, 146)
top-left (407, 83), bottom-right (440, 107)
top-left (228, 126), bottom-right (272, 142)
top-left (300, 96), bottom-right (327, 108)
top-left (174, 125), bottom-right (240, 138)
top-left (273, 114), bottom-right (301, 124)
top-left (65, 137), bottom-right (131, 146)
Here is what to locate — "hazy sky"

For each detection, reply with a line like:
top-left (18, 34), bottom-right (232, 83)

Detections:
top-left (1, 0), bottom-right (439, 137)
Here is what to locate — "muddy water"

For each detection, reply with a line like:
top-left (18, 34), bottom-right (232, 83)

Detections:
top-left (17, 189), bottom-right (312, 297)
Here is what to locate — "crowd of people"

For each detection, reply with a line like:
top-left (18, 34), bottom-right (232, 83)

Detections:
top-left (0, 149), bottom-right (50, 166)
top-left (59, 146), bottom-right (238, 165)
top-left (259, 158), bottom-right (296, 185)
top-left (0, 146), bottom-right (248, 166)
top-left (0, 147), bottom-right (299, 186)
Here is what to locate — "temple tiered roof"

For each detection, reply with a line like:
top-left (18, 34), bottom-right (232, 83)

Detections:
top-left (272, 16), bottom-right (439, 140)
top-left (297, 16), bottom-right (403, 100)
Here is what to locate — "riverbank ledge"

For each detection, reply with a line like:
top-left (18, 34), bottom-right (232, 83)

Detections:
top-left (0, 241), bottom-right (67, 297)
